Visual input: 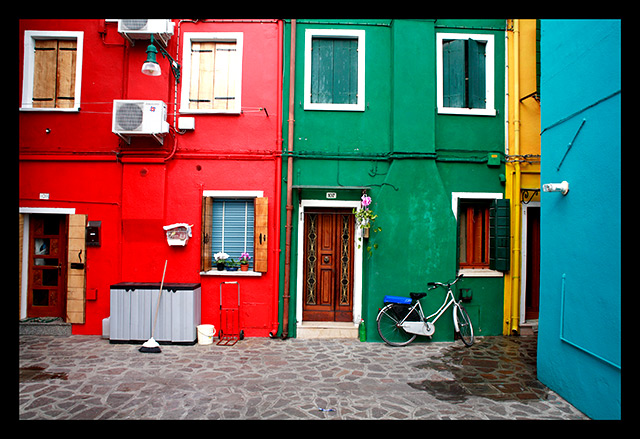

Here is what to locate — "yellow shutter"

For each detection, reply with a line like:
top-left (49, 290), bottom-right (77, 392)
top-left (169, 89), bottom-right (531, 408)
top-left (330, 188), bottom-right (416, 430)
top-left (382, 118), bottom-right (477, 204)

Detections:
top-left (67, 214), bottom-right (87, 324)
top-left (201, 197), bottom-right (213, 271)
top-left (253, 197), bottom-right (268, 272)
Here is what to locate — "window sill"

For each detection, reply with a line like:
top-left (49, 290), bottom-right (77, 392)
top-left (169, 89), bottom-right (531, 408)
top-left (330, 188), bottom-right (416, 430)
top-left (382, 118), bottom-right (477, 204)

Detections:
top-left (200, 270), bottom-right (262, 277)
top-left (458, 268), bottom-right (503, 278)
top-left (438, 107), bottom-right (497, 116)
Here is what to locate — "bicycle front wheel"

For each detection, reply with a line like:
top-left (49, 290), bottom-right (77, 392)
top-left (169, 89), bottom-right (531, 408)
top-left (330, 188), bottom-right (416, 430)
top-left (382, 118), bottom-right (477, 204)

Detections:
top-left (377, 304), bottom-right (417, 347)
top-left (455, 302), bottom-right (474, 347)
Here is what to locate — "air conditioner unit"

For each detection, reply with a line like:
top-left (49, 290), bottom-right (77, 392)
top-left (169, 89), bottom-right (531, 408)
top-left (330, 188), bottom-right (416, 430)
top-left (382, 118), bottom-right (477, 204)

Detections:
top-left (112, 100), bottom-right (169, 145)
top-left (117, 19), bottom-right (174, 46)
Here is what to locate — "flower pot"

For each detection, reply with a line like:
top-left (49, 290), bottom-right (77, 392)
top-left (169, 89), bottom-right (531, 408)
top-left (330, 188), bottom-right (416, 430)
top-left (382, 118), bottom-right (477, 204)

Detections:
top-left (216, 262), bottom-right (225, 271)
top-left (240, 264), bottom-right (249, 271)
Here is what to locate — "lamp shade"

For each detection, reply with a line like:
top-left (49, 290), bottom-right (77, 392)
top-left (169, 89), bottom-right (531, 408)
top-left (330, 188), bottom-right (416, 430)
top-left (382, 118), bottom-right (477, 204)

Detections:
top-left (142, 44), bottom-right (161, 76)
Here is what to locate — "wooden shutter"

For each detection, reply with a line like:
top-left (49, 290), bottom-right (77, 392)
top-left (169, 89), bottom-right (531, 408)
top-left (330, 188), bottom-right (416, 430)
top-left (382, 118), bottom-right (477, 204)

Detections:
top-left (467, 39), bottom-right (486, 109)
top-left (189, 41), bottom-right (237, 111)
top-left (214, 43), bottom-right (236, 111)
top-left (442, 39), bottom-right (466, 108)
top-left (33, 40), bottom-right (57, 108)
top-left (56, 40), bottom-right (77, 108)
top-left (66, 214), bottom-right (87, 323)
top-left (253, 197), bottom-right (268, 273)
top-left (32, 39), bottom-right (76, 109)
top-left (490, 199), bottom-right (510, 272)
top-left (201, 197), bottom-right (213, 271)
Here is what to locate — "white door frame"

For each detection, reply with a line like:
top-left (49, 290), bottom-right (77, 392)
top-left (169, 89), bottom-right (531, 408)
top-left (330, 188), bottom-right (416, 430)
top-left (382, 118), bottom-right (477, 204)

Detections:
top-left (295, 199), bottom-right (363, 327)
top-left (519, 201), bottom-right (540, 324)
top-left (19, 207), bottom-right (76, 319)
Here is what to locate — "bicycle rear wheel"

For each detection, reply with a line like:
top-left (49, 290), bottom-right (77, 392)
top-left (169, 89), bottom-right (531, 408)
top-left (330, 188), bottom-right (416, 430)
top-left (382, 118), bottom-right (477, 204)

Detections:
top-left (377, 304), bottom-right (417, 347)
top-left (455, 302), bottom-right (474, 346)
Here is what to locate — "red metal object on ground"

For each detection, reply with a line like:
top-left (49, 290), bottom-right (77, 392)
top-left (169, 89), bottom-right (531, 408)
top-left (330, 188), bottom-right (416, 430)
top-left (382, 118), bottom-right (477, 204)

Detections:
top-left (218, 281), bottom-right (243, 346)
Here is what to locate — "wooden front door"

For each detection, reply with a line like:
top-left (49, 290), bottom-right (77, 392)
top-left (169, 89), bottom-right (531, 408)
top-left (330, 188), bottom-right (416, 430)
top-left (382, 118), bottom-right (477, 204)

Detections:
top-left (303, 209), bottom-right (354, 322)
top-left (27, 214), bottom-right (68, 318)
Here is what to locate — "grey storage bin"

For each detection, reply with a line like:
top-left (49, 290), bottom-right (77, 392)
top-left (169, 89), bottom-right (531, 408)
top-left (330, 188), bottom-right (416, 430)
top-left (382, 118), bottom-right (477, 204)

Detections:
top-left (110, 282), bottom-right (201, 344)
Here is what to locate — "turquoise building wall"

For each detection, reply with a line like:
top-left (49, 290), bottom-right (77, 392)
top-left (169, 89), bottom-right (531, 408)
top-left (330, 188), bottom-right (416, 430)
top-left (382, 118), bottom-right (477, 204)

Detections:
top-left (538, 19), bottom-right (621, 420)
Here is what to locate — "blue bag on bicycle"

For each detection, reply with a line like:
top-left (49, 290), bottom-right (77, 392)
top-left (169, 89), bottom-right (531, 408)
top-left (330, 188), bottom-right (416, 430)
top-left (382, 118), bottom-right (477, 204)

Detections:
top-left (383, 295), bottom-right (412, 305)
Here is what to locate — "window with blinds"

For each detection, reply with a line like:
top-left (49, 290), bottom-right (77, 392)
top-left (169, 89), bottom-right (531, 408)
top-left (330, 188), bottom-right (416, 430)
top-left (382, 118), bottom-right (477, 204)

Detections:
top-left (211, 199), bottom-right (254, 263)
top-left (201, 195), bottom-right (268, 273)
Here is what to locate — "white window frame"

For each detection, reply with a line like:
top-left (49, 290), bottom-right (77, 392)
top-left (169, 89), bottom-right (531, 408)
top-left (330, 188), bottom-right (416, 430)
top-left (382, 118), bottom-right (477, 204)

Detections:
top-left (436, 33), bottom-right (496, 116)
top-left (451, 192), bottom-right (503, 277)
top-left (180, 32), bottom-right (244, 115)
top-left (21, 31), bottom-right (84, 112)
top-left (304, 29), bottom-right (366, 112)
top-left (201, 190), bottom-right (262, 277)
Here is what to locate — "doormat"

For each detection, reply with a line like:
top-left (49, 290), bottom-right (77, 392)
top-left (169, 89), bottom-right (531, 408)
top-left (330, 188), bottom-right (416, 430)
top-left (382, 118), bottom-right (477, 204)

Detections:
top-left (20, 317), bottom-right (64, 324)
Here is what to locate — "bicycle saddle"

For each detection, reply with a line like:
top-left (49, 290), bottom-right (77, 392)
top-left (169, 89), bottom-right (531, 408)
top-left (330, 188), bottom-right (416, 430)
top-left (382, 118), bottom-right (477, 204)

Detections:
top-left (410, 292), bottom-right (427, 300)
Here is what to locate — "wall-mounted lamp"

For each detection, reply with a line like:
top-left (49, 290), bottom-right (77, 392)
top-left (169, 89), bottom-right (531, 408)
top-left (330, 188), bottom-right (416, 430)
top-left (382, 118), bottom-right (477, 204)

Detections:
top-left (142, 36), bottom-right (181, 84)
top-left (542, 181), bottom-right (569, 195)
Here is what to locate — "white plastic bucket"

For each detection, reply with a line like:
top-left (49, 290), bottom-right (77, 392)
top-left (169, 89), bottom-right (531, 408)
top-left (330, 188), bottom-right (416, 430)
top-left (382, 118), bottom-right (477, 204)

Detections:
top-left (197, 324), bottom-right (216, 345)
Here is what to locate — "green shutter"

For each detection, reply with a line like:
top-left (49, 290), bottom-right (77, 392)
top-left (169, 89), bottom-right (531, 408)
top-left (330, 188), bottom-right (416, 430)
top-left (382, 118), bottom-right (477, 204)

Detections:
top-left (467, 39), bottom-right (486, 109)
top-left (489, 199), bottom-right (510, 272)
top-left (442, 39), bottom-right (465, 108)
top-left (311, 37), bottom-right (358, 105)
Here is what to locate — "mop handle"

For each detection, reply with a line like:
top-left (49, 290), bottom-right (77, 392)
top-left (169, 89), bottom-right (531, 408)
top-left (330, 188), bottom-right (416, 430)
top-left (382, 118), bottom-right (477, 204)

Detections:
top-left (151, 260), bottom-right (168, 339)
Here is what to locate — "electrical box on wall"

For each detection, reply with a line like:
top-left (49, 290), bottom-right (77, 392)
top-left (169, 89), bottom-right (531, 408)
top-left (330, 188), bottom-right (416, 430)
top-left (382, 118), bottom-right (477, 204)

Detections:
top-left (86, 221), bottom-right (101, 247)
top-left (487, 153), bottom-right (501, 167)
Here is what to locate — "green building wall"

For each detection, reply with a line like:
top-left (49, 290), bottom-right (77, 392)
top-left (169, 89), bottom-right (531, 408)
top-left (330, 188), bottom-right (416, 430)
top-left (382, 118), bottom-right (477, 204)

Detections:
top-left (280, 19), bottom-right (507, 341)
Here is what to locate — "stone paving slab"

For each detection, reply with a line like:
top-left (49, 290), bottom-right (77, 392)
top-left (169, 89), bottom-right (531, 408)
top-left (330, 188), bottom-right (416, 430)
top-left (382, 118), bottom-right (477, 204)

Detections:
top-left (18, 334), bottom-right (589, 420)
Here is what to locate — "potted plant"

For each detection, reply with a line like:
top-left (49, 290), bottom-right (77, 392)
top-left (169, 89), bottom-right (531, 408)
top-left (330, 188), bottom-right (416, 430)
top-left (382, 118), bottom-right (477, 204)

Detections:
top-left (225, 258), bottom-right (239, 271)
top-left (239, 252), bottom-right (251, 271)
top-left (353, 194), bottom-right (381, 254)
top-left (214, 252), bottom-right (229, 271)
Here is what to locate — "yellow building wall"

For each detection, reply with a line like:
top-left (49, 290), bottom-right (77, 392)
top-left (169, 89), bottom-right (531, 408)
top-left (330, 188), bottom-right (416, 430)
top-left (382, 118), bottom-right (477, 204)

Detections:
top-left (504, 19), bottom-right (541, 334)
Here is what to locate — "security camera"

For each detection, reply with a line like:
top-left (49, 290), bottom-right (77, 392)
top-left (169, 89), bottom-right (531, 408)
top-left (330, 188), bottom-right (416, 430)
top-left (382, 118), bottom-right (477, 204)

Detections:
top-left (542, 181), bottom-right (569, 195)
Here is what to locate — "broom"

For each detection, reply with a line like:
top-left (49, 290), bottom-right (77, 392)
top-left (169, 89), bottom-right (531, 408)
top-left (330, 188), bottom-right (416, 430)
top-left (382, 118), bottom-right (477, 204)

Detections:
top-left (139, 260), bottom-right (168, 353)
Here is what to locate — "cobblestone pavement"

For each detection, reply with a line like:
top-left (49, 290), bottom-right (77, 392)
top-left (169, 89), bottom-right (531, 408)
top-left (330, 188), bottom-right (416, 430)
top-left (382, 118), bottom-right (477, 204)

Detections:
top-left (18, 334), bottom-right (589, 420)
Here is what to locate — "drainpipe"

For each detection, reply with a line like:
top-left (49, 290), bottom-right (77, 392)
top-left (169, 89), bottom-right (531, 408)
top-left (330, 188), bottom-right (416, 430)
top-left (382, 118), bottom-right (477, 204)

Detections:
top-left (269, 19), bottom-right (284, 338)
top-left (282, 19), bottom-right (296, 339)
top-left (510, 19), bottom-right (522, 334)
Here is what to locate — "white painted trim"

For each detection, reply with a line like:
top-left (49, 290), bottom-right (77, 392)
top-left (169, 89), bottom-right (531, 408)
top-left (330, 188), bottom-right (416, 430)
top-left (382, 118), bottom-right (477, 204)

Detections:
top-left (202, 190), bottom-right (263, 198)
top-left (21, 31), bottom-right (84, 112)
top-left (436, 32), bottom-right (496, 116)
top-left (296, 199), bottom-right (363, 327)
top-left (519, 201), bottom-right (540, 324)
top-left (303, 29), bottom-right (365, 112)
top-left (451, 192), bottom-right (504, 278)
top-left (19, 207), bottom-right (76, 214)
top-left (180, 32), bottom-right (244, 114)
top-left (19, 208), bottom-right (77, 319)
top-left (451, 191), bottom-right (502, 220)
top-left (20, 214), bottom-right (30, 319)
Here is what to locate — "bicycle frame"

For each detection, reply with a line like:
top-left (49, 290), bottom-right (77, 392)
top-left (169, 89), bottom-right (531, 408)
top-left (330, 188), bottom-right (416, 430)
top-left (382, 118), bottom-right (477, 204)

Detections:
top-left (397, 277), bottom-right (463, 337)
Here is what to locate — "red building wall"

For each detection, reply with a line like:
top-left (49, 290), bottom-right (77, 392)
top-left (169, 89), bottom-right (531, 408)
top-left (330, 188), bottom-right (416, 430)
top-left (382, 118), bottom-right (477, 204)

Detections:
top-left (19, 19), bottom-right (283, 337)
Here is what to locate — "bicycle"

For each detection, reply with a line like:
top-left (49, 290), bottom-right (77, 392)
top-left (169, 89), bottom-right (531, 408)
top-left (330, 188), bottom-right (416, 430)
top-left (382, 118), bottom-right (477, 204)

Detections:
top-left (376, 274), bottom-right (474, 347)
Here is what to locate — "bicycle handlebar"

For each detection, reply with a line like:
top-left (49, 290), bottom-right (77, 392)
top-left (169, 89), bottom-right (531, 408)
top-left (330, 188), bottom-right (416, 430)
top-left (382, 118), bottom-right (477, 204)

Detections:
top-left (427, 273), bottom-right (464, 290)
